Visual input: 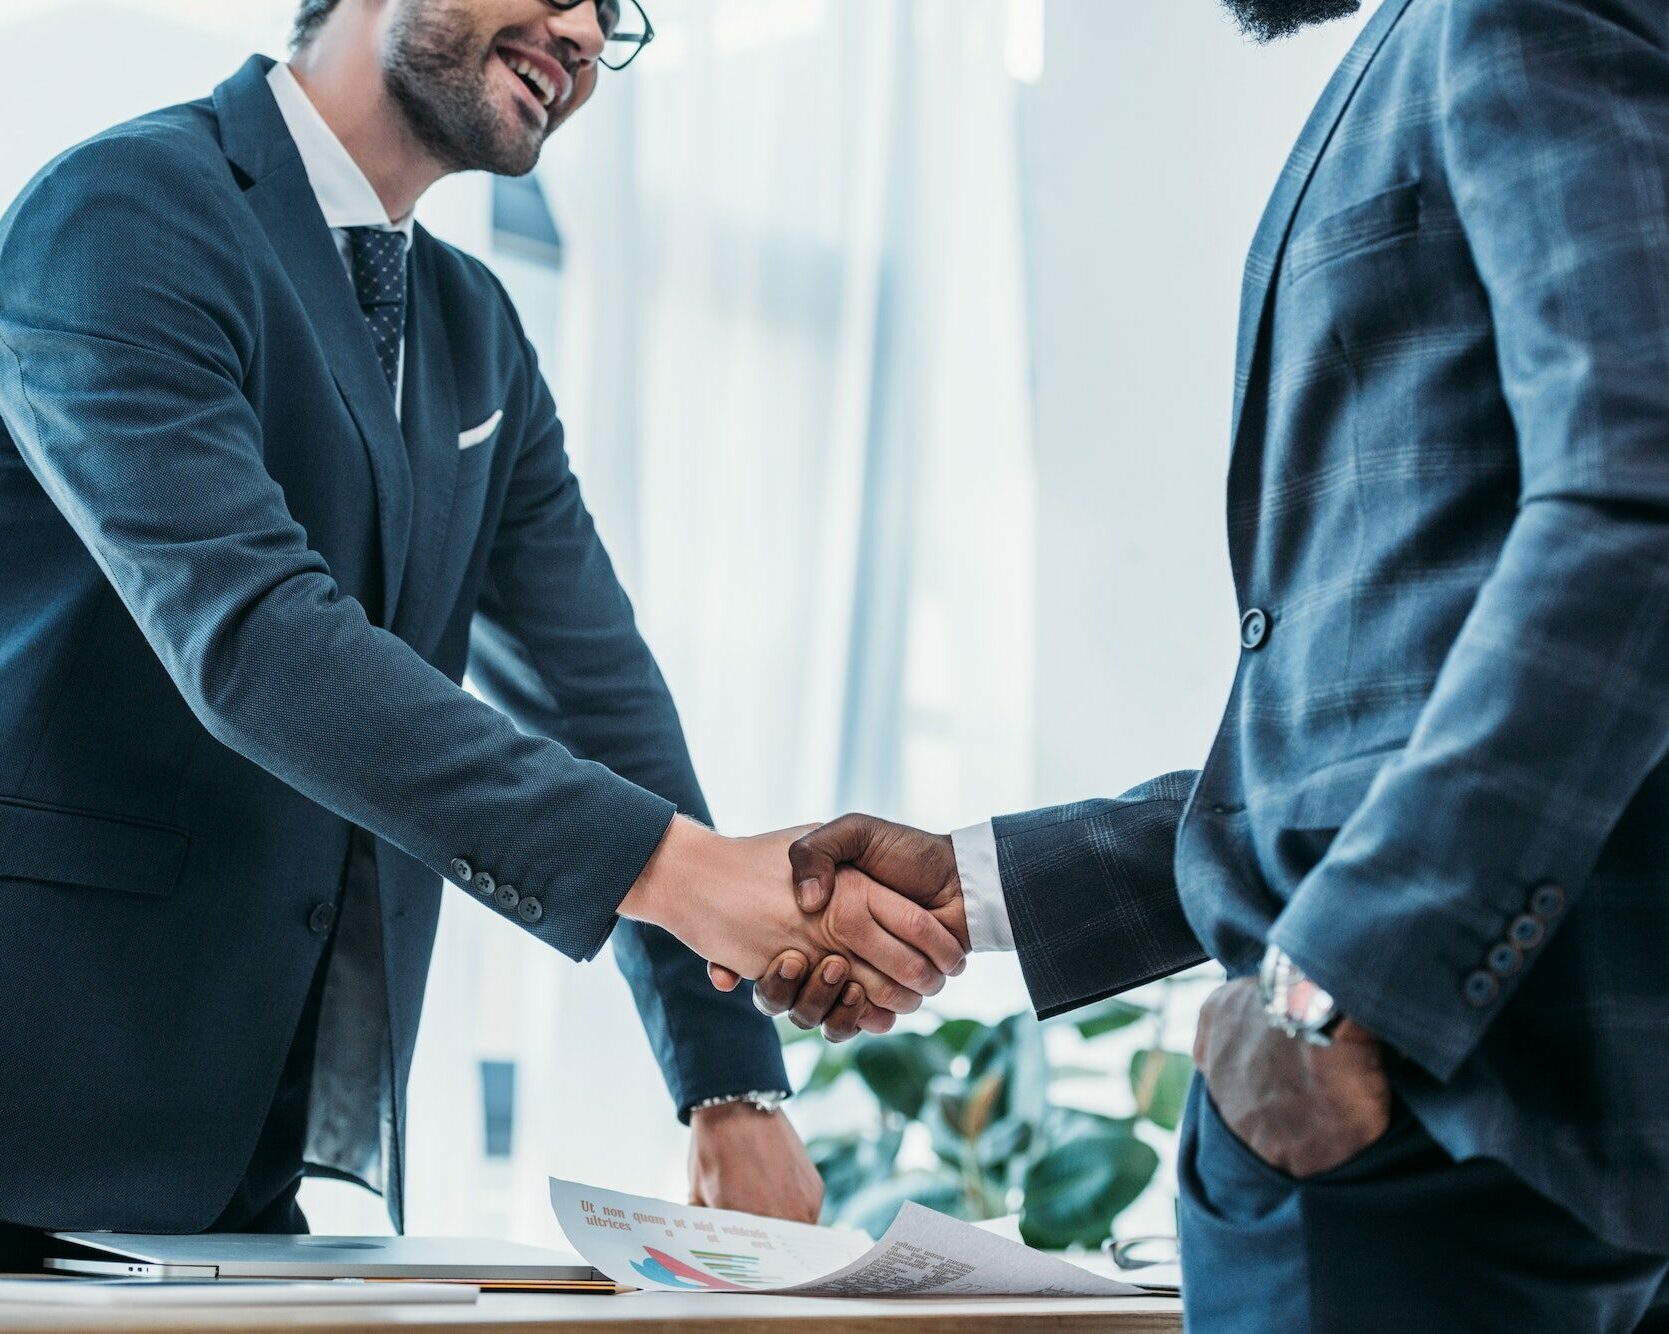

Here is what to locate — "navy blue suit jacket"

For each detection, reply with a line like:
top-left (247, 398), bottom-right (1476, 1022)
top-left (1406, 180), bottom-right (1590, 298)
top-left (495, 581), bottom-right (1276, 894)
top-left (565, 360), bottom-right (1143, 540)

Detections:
top-left (997, 0), bottom-right (1669, 1252)
top-left (0, 56), bottom-right (785, 1232)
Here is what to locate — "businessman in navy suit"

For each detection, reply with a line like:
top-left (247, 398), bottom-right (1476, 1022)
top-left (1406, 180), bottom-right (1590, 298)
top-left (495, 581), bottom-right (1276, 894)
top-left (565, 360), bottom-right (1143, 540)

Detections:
top-left (748, 0), bottom-right (1669, 1327)
top-left (0, 0), bottom-right (966, 1263)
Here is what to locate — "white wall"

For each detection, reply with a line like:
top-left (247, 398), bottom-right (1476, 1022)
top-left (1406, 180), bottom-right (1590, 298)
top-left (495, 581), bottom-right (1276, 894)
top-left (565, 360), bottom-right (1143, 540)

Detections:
top-left (1019, 1), bottom-right (1377, 807)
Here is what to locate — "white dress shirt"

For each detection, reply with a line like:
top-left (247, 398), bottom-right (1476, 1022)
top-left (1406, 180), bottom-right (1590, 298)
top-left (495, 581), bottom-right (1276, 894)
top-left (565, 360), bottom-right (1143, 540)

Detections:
top-left (953, 821), bottom-right (1015, 953)
top-left (266, 63), bottom-right (416, 415)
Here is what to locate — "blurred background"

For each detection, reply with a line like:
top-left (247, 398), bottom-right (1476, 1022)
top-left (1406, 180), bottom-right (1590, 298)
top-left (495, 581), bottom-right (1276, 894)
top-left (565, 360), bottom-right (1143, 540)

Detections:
top-left (0, 0), bottom-right (1376, 1251)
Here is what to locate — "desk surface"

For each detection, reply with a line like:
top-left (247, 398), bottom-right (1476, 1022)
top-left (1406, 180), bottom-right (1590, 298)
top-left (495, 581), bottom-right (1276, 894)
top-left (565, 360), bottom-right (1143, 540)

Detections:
top-left (0, 1288), bottom-right (1182, 1334)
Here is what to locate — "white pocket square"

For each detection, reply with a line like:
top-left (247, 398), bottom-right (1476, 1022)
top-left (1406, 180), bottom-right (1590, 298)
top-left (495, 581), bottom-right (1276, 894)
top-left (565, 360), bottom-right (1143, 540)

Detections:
top-left (458, 409), bottom-right (504, 450)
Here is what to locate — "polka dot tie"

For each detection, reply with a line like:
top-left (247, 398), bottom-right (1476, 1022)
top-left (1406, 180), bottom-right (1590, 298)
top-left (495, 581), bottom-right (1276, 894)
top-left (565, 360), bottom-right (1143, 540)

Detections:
top-left (346, 226), bottom-right (409, 396)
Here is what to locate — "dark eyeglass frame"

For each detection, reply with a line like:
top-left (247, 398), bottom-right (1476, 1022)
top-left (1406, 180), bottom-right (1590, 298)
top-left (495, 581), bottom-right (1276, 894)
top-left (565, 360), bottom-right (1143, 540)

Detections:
top-left (545, 0), bottom-right (655, 71)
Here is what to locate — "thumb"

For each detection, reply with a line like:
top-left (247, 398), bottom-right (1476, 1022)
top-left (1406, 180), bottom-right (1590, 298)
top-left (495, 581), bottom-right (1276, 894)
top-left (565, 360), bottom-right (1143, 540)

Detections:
top-left (789, 819), bottom-right (875, 913)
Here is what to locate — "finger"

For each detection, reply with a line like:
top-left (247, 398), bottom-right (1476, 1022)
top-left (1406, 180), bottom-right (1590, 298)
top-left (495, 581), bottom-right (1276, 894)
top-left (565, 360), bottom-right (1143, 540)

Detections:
top-left (749, 952), bottom-right (810, 1017)
top-left (857, 1003), bottom-right (897, 1034)
top-left (708, 962), bottom-right (741, 992)
top-left (789, 815), bottom-right (880, 913)
top-left (821, 983), bottom-right (867, 1043)
top-left (845, 957), bottom-right (922, 1014)
top-left (831, 898), bottom-right (944, 998)
top-left (789, 955), bottom-right (851, 1030)
top-left (869, 887), bottom-right (966, 977)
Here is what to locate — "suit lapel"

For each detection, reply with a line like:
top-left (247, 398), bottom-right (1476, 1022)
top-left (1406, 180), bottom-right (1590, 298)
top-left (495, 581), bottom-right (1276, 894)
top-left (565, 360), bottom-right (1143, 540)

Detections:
top-left (392, 229), bottom-right (460, 648)
top-left (1228, 0), bottom-right (1415, 455)
top-left (213, 57), bottom-right (413, 629)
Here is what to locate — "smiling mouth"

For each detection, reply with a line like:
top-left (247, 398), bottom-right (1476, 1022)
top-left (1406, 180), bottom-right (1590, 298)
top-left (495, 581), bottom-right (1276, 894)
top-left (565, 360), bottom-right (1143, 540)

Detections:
top-left (495, 48), bottom-right (561, 116)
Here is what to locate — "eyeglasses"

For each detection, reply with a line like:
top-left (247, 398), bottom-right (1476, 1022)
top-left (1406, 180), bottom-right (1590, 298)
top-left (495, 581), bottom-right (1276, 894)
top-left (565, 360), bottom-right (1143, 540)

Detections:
top-left (546, 0), bottom-right (655, 71)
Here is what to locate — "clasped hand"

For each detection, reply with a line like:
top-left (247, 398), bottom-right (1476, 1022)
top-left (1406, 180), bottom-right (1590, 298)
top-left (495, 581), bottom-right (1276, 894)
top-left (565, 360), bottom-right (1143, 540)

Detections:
top-left (620, 815), bottom-right (966, 1021)
top-left (702, 814), bottom-right (970, 1038)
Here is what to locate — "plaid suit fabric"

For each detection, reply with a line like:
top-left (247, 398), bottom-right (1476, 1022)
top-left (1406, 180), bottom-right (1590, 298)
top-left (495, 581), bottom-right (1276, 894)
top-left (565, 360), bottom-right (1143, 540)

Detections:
top-left (997, 0), bottom-right (1669, 1252)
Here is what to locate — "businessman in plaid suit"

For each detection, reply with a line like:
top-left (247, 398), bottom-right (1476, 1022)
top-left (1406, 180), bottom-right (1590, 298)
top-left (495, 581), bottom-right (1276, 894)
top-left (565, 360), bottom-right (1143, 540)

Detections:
top-left (744, 0), bottom-right (1669, 1326)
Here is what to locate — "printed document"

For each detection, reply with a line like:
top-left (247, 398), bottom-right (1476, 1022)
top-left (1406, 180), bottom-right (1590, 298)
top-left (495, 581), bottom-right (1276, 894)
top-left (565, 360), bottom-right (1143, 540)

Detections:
top-left (549, 1178), bottom-right (1145, 1297)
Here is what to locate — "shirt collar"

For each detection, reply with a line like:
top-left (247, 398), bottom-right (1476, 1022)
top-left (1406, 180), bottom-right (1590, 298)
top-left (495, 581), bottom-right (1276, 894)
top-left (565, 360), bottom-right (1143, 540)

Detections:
top-left (266, 62), bottom-right (415, 243)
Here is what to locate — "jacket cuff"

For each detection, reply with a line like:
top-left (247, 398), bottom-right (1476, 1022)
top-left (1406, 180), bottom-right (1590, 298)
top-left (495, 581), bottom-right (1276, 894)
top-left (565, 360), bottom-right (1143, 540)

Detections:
top-left (668, 992), bottom-right (791, 1124)
top-left (441, 772), bottom-right (677, 965)
top-left (994, 772), bottom-right (1204, 1016)
top-left (1268, 778), bottom-right (1578, 1082)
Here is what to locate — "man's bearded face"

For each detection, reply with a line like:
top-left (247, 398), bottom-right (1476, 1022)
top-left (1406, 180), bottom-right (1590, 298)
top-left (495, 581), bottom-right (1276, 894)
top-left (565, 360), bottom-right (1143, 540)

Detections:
top-left (1220, 0), bottom-right (1361, 42)
top-left (382, 0), bottom-right (591, 178)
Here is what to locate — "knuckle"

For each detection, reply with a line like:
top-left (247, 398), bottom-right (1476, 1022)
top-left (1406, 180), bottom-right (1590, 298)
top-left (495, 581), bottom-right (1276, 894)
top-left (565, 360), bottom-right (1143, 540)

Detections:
top-left (898, 904), bottom-right (931, 939)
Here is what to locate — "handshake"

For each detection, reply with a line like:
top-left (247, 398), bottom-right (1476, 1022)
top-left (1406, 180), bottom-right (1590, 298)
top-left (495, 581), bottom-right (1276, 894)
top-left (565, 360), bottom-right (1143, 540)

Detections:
top-left (617, 814), bottom-right (967, 1040)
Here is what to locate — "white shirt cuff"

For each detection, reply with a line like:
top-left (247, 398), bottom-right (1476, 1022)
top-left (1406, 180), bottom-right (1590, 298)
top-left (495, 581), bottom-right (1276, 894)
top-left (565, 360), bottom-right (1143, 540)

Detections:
top-left (952, 821), bottom-right (1015, 953)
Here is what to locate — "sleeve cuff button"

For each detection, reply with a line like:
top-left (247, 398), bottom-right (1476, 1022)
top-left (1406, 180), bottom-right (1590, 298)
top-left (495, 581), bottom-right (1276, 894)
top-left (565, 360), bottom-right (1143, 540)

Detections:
top-left (1487, 943), bottom-right (1521, 977)
top-left (1530, 884), bottom-right (1565, 918)
top-left (1464, 970), bottom-right (1499, 1007)
top-left (1508, 914), bottom-right (1545, 949)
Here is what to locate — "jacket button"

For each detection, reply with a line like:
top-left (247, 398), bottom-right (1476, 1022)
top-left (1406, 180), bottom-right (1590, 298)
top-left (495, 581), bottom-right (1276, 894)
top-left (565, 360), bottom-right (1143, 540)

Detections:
top-left (449, 857), bottom-right (473, 884)
top-left (1530, 883), bottom-right (1565, 918)
top-left (308, 901), bottom-right (337, 935)
top-left (1487, 943), bottom-right (1521, 977)
top-left (1508, 914), bottom-right (1544, 950)
top-left (472, 870), bottom-right (496, 897)
top-left (495, 883), bottom-right (521, 911)
top-left (1463, 970), bottom-right (1499, 1007)
top-left (517, 896), bottom-right (543, 924)
top-left (1240, 608), bottom-right (1269, 650)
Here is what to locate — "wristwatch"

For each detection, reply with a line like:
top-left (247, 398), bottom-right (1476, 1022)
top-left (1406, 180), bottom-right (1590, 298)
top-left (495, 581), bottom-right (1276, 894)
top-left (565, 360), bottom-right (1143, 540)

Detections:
top-left (1259, 944), bottom-right (1342, 1046)
top-left (688, 1090), bottom-right (789, 1115)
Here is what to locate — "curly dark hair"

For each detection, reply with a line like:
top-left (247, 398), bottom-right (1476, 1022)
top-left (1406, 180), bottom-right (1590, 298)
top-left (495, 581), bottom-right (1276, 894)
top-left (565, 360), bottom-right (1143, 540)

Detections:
top-left (291, 0), bottom-right (344, 48)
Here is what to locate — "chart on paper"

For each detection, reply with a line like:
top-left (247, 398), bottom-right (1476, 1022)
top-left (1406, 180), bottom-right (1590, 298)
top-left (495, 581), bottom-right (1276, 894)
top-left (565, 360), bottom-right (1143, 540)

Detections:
top-left (549, 1178), bottom-right (1147, 1298)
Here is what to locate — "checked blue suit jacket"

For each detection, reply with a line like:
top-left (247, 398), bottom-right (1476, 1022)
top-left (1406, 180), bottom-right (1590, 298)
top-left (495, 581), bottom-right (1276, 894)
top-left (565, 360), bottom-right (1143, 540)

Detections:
top-left (0, 56), bottom-right (785, 1233)
top-left (997, 0), bottom-right (1669, 1253)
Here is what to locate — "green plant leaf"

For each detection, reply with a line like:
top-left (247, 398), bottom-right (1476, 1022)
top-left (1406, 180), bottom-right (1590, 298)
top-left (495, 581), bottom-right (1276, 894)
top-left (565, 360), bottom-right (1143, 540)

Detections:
top-left (921, 1074), bottom-right (975, 1167)
top-left (974, 1114), bottom-right (1032, 1170)
top-left (1064, 997), bottom-right (1149, 1039)
top-left (839, 1170), bottom-right (968, 1239)
top-left (966, 1015), bottom-right (1048, 1129)
top-left (934, 1017), bottom-right (986, 1055)
top-left (1130, 1049), bottom-right (1193, 1132)
top-left (808, 1128), bottom-right (904, 1220)
top-left (1019, 1128), bottom-right (1159, 1250)
top-left (852, 1033), bottom-right (952, 1119)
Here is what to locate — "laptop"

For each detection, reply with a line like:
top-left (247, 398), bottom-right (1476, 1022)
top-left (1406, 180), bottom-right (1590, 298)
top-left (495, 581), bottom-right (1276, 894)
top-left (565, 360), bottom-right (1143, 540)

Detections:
top-left (45, 1233), bottom-right (615, 1291)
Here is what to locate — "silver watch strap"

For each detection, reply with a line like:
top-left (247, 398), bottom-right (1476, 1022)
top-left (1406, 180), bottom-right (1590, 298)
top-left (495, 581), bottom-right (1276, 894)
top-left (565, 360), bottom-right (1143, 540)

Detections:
top-left (689, 1089), bottom-right (788, 1114)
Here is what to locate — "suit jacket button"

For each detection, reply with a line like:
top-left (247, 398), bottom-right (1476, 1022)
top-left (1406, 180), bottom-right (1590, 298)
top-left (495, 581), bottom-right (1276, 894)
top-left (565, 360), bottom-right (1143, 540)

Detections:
top-left (496, 883), bottom-right (521, 911)
top-left (472, 870), bottom-right (496, 897)
top-left (518, 896), bottom-right (543, 924)
top-left (1240, 608), bottom-right (1269, 650)
top-left (1530, 884), bottom-right (1565, 918)
top-left (1508, 914), bottom-right (1545, 949)
top-left (1487, 943), bottom-right (1521, 977)
top-left (1463, 970), bottom-right (1499, 1007)
top-left (308, 901), bottom-right (337, 935)
top-left (449, 857), bottom-right (473, 884)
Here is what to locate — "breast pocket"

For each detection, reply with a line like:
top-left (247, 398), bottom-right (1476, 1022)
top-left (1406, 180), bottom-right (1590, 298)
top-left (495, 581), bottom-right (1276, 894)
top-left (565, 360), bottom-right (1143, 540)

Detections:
top-left (1283, 181), bottom-right (1425, 286)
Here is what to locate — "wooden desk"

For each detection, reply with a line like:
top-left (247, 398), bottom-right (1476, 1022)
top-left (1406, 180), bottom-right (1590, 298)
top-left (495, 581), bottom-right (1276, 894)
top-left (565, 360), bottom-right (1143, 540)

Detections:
top-left (0, 1288), bottom-right (1182, 1333)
